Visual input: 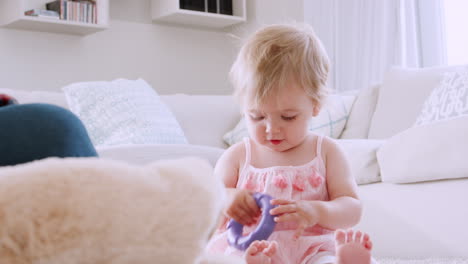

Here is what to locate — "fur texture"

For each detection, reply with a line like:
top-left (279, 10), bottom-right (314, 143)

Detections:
top-left (0, 157), bottom-right (232, 264)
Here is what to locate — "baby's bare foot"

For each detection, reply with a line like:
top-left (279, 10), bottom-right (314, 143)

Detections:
top-left (244, 240), bottom-right (277, 264)
top-left (335, 229), bottom-right (372, 264)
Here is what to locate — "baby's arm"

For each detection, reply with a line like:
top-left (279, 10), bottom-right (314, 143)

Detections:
top-left (315, 137), bottom-right (362, 229)
top-left (214, 143), bottom-right (260, 227)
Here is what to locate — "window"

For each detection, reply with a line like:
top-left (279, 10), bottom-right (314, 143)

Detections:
top-left (443, 0), bottom-right (468, 65)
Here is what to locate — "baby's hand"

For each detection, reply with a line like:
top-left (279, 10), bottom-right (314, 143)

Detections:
top-left (270, 199), bottom-right (321, 239)
top-left (225, 189), bottom-right (261, 226)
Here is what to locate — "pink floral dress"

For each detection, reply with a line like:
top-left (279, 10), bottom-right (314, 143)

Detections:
top-left (207, 136), bottom-right (336, 264)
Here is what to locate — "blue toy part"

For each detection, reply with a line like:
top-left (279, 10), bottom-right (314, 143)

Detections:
top-left (227, 192), bottom-right (277, 251)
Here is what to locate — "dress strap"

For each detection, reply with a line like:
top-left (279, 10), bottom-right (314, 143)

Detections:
top-left (243, 137), bottom-right (251, 169)
top-left (237, 137), bottom-right (252, 188)
top-left (315, 135), bottom-right (326, 172)
top-left (316, 135), bottom-right (324, 157)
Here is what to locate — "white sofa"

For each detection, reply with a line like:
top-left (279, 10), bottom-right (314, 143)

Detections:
top-left (1, 66), bottom-right (467, 263)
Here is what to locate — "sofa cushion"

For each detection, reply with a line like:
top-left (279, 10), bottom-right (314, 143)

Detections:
top-left (368, 66), bottom-right (465, 139)
top-left (337, 139), bottom-right (384, 185)
top-left (377, 116), bottom-right (468, 183)
top-left (356, 178), bottom-right (468, 258)
top-left (63, 79), bottom-right (188, 147)
top-left (415, 66), bottom-right (468, 126)
top-left (161, 94), bottom-right (241, 149)
top-left (340, 84), bottom-right (380, 139)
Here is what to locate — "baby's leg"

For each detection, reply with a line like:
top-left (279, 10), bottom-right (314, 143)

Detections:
top-left (244, 240), bottom-right (277, 264)
top-left (335, 229), bottom-right (372, 264)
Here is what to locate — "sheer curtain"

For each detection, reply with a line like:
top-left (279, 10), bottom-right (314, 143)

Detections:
top-left (304, 0), bottom-right (447, 92)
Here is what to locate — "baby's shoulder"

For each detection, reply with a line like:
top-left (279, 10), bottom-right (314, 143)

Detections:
top-left (315, 135), bottom-right (347, 164)
top-left (218, 141), bottom-right (246, 167)
top-left (307, 133), bottom-right (337, 149)
top-left (226, 140), bottom-right (246, 156)
top-left (320, 135), bottom-right (338, 147)
top-left (318, 135), bottom-right (340, 151)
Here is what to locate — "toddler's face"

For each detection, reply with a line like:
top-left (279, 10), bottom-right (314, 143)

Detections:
top-left (242, 84), bottom-right (319, 152)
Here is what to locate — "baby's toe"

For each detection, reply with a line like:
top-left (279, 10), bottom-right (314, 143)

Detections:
top-left (364, 239), bottom-right (373, 250)
top-left (346, 229), bottom-right (354, 242)
top-left (354, 230), bottom-right (362, 243)
top-left (335, 229), bottom-right (347, 245)
top-left (246, 242), bottom-right (260, 256)
top-left (362, 233), bottom-right (370, 243)
top-left (264, 241), bottom-right (278, 257)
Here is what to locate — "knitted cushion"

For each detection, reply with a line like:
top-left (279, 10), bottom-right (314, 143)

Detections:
top-left (63, 79), bottom-right (188, 147)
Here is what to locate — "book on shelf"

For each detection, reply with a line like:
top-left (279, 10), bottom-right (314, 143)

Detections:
top-left (45, 0), bottom-right (97, 24)
top-left (24, 9), bottom-right (60, 19)
top-left (45, 0), bottom-right (63, 19)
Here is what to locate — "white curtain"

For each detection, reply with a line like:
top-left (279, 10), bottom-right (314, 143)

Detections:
top-left (304, 0), bottom-right (447, 92)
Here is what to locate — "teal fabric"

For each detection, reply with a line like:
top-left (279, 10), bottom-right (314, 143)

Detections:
top-left (0, 103), bottom-right (97, 166)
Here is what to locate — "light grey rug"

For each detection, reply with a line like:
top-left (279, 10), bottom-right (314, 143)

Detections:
top-left (376, 258), bottom-right (468, 264)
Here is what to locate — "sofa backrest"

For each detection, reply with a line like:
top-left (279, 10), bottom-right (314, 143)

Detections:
top-left (340, 84), bottom-right (380, 139)
top-left (3, 65), bottom-right (466, 148)
top-left (0, 88), bottom-right (241, 149)
top-left (368, 65), bottom-right (466, 139)
top-left (0, 88), bottom-right (69, 109)
top-left (160, 94), bottom-right (241, 148)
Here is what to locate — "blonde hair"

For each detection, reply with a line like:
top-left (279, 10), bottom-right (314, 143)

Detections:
top-left (230, 23), bottom-right (330, 107)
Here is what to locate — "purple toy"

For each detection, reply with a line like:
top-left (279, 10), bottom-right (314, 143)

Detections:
top-left (227, 193), bottom-right (277, 251)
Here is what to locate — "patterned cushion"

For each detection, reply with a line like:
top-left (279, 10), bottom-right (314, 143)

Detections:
top-left (223, 95), bottom-right (355, 146)
top-left (415, 66), bottom-right (468, 126)
top-left (63, 79), bottom-right (187, 147)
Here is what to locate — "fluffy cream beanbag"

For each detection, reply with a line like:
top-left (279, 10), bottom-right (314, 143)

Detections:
top-left (0, 157), bottom-right (240, 264)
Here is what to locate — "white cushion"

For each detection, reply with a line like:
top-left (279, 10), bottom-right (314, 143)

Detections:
top-left (97, 144), bottom-right (224, 167)
top-left (368, 66), bottom-right (465, 139)
top-left (340, 84), bottom-right (380, 139)
top-left (223, 94), bottom-right (356, 146)
top-left (161, 94), bottom-right (240, 149)
top-left (415, 66), bottom-right (468, 126)
top-left (337, 139), bottom-right (384, 185)
top-left (377, 116), bottom-right (468, 183)
top-left (0, 88), bottom-right (68, 109)
top-left (63, 79), bottom-right (187, 147)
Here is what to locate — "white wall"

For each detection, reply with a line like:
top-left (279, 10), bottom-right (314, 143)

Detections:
top-left (233, 0), bottom-right (304, 37)
top-left (0, 0), bottom-right (303, 95)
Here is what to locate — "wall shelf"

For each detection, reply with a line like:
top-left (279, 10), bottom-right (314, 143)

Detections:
top-left (151, 0), bottom-right (246, 29)
top-left (0, 0), bottom-right (109, 35)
